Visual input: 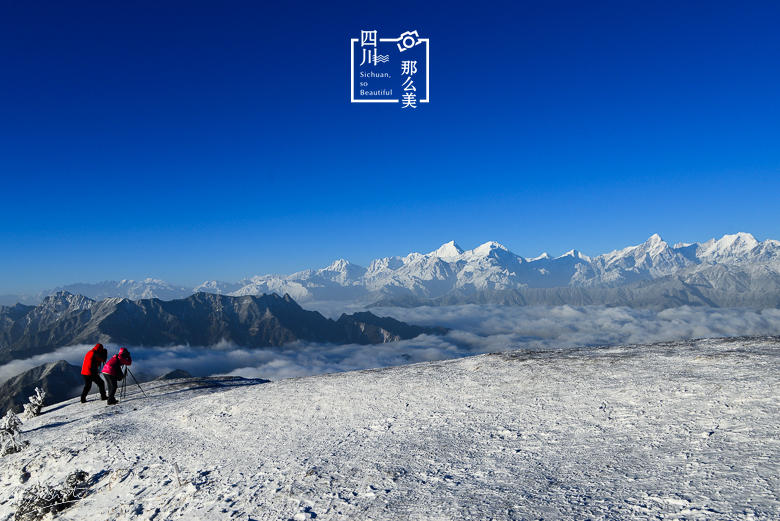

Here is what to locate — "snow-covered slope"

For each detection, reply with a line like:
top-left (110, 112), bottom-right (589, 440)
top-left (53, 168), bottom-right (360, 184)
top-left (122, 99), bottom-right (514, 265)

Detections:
top-left (1, 337), bottom-right (777, 520)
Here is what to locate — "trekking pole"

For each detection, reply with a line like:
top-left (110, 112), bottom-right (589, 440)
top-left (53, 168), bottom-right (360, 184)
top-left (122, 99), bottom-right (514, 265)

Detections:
top-left (120, 368), bottom-right (128, 398)
top-left (126, 368), bottom-right (149, 398)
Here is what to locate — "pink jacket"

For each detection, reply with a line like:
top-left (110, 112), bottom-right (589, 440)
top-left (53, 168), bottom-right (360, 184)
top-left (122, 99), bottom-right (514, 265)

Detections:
top-left (101, 348), bottom-right (132, 377)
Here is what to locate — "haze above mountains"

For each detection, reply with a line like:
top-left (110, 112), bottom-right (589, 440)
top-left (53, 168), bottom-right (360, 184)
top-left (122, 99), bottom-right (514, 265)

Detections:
top-left (3, 232), bottom-right (779, 309)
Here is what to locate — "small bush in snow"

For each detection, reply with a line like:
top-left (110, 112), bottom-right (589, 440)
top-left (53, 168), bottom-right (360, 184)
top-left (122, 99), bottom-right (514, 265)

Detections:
top-left (22, 388), bottom-right (46, 420)
top-left (1, 410), bottom-right (25, 456)
top-left (15, 470), bottom-right (90, 521)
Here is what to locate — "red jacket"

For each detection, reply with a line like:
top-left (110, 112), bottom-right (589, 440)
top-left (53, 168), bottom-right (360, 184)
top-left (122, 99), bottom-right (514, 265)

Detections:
top-left (101, 348), bottom-right (132, 378)
top-left (81, 343), bottom-right (107, 376)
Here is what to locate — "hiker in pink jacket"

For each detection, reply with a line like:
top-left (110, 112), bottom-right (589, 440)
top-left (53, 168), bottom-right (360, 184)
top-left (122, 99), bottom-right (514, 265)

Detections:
top-left (101, 347), bottom-right (132, 405)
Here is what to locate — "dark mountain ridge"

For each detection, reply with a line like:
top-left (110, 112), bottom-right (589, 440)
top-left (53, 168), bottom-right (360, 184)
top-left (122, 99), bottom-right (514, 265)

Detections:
top-left (0, 360), bottom-right (83, 415)
top-left (0, 292), bottom-right (447, 364)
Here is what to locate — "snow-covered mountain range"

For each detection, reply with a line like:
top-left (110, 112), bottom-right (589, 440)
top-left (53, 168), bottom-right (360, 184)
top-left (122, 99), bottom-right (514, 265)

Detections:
top-left (3, 232), bottom-right (780, 308)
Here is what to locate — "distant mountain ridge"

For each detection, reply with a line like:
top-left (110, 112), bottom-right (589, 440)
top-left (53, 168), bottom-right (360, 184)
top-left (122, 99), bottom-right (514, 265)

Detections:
top-left (0, 292), bottom-right (447, 365)
top-left (2, 232), bottom-right (779, 308)
top-left (0, 360), bottom-right (83, 415)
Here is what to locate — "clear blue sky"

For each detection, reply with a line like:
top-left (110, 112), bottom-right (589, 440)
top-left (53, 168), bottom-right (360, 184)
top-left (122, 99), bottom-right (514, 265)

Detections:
top-left (1, 1), bottom-right (779, 293)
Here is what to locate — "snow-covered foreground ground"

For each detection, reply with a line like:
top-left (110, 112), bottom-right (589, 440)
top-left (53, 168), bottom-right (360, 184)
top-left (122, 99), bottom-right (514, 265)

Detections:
top-left (1, 337), bottom-right (778, 520)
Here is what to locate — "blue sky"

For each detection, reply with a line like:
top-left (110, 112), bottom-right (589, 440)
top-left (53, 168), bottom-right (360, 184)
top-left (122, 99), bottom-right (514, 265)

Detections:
top-left (1, 1), bottom-right (779, 293)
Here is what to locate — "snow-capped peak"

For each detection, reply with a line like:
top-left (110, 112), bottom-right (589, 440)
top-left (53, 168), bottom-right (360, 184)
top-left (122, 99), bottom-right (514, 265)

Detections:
top-left (594, 233), bottom-right (686, 279)
top-left (556, 249), bottom-right (590, 261)
top-left (697, 232), bottom-right (760, 262)
top-left (323, 259), bottom-right (353, 272)
top-left (528, 252), bottom-right (551, 262)
top-left (430, 241), bottom-right (464, 260)
top-left (471, 241), bottom-right (509, 257)
top-left (39, 291), bottom-right (94, 314)
top-left (312, 258), bottom-right (367, 286)
top-left (603, 233), bottom-right (668, 262)
top-left (641, 233), bottom-right (670, 257)
top-left (709, 232), bottom-right (758, 251)
top-left (193, 280), bottom-right (245, 295)
top-left (116, 278), bottom-right (175, 288)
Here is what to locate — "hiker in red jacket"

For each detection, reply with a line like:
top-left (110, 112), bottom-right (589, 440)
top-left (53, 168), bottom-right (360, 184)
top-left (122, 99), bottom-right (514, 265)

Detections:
top-left (101, 347), bottom-right (132, 405)
top-left (80, 343), bottom-right (108, 402)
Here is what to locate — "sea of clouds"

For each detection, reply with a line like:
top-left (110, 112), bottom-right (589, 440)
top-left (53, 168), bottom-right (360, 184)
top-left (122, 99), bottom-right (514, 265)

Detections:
top-left (2, 304), bottom-right (780, 384)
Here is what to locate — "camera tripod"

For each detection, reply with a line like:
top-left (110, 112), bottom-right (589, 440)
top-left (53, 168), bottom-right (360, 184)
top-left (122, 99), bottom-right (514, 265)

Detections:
top-left (119, 367), bottom-right (148, 399)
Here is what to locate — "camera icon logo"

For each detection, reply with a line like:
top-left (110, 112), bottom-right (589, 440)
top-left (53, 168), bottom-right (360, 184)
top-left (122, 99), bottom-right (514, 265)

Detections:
top-left (397, 30), bottom-right (423, 52)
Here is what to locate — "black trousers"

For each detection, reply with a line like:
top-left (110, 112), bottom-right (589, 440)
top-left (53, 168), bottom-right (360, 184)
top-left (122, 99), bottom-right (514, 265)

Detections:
top-left (81, 374), bottom-right (106, 400)
top-left (102, 373), bottom-right (119, 402)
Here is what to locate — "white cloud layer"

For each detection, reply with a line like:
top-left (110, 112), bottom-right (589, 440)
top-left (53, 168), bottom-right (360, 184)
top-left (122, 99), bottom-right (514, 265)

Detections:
top-left (2, 305), bottom-right (779, 384)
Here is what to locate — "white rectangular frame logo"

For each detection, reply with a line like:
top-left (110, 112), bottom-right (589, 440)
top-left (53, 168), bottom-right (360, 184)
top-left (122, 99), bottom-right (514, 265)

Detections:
top-left (350, 37), bottom-right (430, 103)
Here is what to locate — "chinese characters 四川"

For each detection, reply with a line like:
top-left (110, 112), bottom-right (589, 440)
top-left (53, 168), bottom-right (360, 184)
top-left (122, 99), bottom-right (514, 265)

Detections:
top-left (360, 30), bottom-right (389, 66)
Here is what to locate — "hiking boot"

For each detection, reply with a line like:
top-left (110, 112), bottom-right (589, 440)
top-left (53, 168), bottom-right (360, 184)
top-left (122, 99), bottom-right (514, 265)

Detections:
top-left (80, 397), bottom-right (87, 403)
top-left (106, 398), bottom-right (118, 405)
top-left (100, 396), bottom-right (107, 401)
